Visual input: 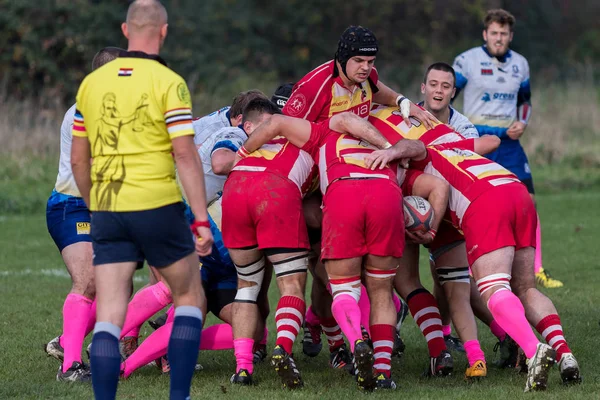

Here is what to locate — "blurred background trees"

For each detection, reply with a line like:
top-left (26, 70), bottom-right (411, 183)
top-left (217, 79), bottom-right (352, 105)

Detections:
top-left (2, 0), bottom-right (598, 107)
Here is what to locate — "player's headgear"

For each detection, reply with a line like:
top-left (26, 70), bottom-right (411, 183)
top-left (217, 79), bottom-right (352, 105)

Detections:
top-left (271, 82), bottom-right (295, 110)
top-left (335, 26), bottom-right (379, 77)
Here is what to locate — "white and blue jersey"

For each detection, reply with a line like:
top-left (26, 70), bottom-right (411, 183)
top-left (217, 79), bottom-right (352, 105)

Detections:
top-left (197, 126), bottom-right (247, 203)
top-left (46, 104), bottom-right (92, 252)
top-left (453, 45), bottom-right (533, 180)
top-left (417, 102), bottom-right (479, 139)
top-left (193, 106), bottom-right (232, 147)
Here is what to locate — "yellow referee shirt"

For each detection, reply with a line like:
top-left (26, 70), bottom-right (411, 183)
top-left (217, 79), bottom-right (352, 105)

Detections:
top-left (72, 51), bottom-right (194, 212)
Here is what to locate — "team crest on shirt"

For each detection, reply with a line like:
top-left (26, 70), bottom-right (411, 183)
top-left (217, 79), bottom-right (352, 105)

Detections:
top-left (497, 76), bottom-right (506, 84)
top-left (177, 83), bottom-right (191, 105)
top-left (286, 93), bottom-right (307, 117)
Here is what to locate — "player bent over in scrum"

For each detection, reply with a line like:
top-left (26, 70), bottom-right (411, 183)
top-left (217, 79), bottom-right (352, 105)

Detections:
top-left (366, 139), bottom-right (581, 391)
top-left (237, 111), bottom-right (425, 390)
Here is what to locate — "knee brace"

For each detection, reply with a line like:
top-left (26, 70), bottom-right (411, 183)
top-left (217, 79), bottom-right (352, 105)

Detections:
top-left (365, 266), bottom-right (398, 280)
top-left (436, 266), bottom-right (470, 286)
top-left (476, 273), bottom-right (511, 296)
top-left (272, 254), bottom-right (308, 278)
top-left (234, 257), bottom-right (266, 304)
top-left (329, 276), bottom-right (362, 302)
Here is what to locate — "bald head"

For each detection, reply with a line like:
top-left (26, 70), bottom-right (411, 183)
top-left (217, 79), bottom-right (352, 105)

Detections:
top-left (126, 0), bottom-right (168, 33)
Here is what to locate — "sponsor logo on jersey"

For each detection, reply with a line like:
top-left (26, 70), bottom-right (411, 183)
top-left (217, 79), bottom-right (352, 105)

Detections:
top-left (497, 77), bottom-right (506, 83)
top-left (481, 68), bottom-right (493, 75)
top-left (512, 65), bottom-right (519, 73)
top-left (347, 102), bottom-right (371, 118)
top-left (76, 222), bottom-right (91, 235)
top-left (493, 92), bottom-right (515, 101)
top-left (480, 61), bottom-right (492, 66)
top-left (481, 93), bottom-right (491, 102)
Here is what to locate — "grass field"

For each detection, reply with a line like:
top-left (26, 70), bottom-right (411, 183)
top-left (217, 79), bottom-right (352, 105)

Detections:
top-left (1, 188), bottom-right (598, 399)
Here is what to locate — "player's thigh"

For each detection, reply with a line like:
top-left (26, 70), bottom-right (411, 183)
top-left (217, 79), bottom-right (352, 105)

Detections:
top-left (324, 257), bottom-right (362, 280)
top-left (222, 173), bottom-right (258, 249)
top-left (95, 261), bottom-right (139, 326)
top-left (364, 179), bottom-right (405, 259)
top-left (470, 246), bottom-right (515, 302)
top-left (160, 252), bottom-right (204, 308)
top-left (394, 242), bottom-right (421, 297)
top-left (61, 241), bottom-right (94, 284)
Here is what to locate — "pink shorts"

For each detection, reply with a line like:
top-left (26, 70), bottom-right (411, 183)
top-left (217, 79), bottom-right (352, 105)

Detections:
top-left (321, 179), bottom-right (405, 260)
top-left (222, 171), bottom-right (310, 250)
top-left (462, 183), bottom-right (536, 265)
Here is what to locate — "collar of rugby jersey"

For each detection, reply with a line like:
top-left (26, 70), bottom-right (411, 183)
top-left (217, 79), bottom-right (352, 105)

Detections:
top-left (480, 44), bottom-right (512, 63)
top-left (118, 50), bottom-right (168, 67)
top-left (331, 60), bottom-right (378, 94)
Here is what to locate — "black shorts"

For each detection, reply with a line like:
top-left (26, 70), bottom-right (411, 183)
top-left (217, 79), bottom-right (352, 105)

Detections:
top-left (91, 202), bottom-right (194, 268)
top-left (521, 178), bottom-right (535, 194)
top-left (203, 285), bottom-right (236, 317)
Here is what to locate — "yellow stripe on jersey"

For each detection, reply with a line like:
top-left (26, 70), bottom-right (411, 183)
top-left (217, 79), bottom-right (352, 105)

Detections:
top-left (247, 141), bottom-right (286, 160)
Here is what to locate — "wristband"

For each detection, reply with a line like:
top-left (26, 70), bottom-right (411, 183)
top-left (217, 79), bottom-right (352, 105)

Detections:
top-left (236, 145), bottom-right (250, 159)
top-left (396, 95), bottom-right (408, 107)
top-left (190, 220), bottom-right (210, 234)
top-left (383, 142), bottom-right (392, 149)
top-left (429, 228), bottom-right (437, 240)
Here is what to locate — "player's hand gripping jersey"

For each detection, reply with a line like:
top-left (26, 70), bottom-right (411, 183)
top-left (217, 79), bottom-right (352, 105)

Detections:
top-left (283, 60), bottom-right (379, 122)
top-left (453, 46), bottom-right (532, 178)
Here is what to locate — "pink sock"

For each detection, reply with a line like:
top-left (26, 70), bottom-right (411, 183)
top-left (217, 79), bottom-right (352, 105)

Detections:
top-left (392, 293), bottom-right (402, 313)
top-left (464, 340), bottom-right (485, 366)
top-left (84, 300), bottom-right (96, 337)
top-left (121, 281), bottom-right (172, 339)
top-left (357, 285), bottom-right (371, 335)
top-left (442, 324), bottom-right (452, 337)
top-left (490, 320), bottom-right (507, 341)
top-left (61, 293), bottom-right (93, 372)
top-left (305, 305), bottom-right (321, 326)
top-left (122, 322), bottom-right (172, 378)
top-left (166, 306), bottom-right (175, 323)
top-left (234, 338), bottom-right (255, 374)
top-left (487, 290), bottom-right (539, 358)
top-left (200, 324), bottom-right (233, 350)
top-left (534, 213), bottom-right (542, 274)
top-left (331, 294), bottom-right (362, 352)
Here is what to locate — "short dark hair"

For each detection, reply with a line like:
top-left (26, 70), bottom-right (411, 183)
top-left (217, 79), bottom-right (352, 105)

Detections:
top-left (91, 47), bottom-right (124, 71)
top-left (230, 89), bottom-right (267, 118)
top-left (423, 62), bottom-right (456, 86)
top-left (242, 98), bottom-right (282, 125)
top-left (484, 9), bottom-right (516, 31)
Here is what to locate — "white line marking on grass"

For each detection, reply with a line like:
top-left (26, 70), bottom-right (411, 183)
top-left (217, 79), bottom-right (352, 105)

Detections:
top-left (0, 268), bottom-right (147, 282)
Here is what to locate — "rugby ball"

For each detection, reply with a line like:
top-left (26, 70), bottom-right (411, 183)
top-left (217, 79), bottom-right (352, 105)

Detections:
top-left (403, 196), bottom-right (434, 232)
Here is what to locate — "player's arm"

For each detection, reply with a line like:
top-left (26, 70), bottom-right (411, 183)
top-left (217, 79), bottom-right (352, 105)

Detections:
top-left (374, 80), bottom-right (436, 129)
top-left (508, 60), bottom-right (532, 140)
top-left (71, 135), bottom-right (92, 208)
top-left (328, 112), bottom-right (392, 149)
top-left (446, 136), bottom-right (500, 155)
top-left (451, 53), bottom-right (469, 102)
top-left (240, 114), bottom-right (313, 154)
top-left (211, 149), bottom-right (236, 175)
top-left (405, 171), bottom-right (450, 244)
top-left (364, 139), bottom-right (427, 170)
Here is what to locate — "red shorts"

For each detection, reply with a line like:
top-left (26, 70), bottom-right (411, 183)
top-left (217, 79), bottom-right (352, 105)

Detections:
top-left (428, 219), bottom-right (465, 261)
top-left (462, 183), bottom-right (536, 266)
top-left (221, 171), bottom-right (310, 250)
top-left (321, 179), bottom-right (405, 260)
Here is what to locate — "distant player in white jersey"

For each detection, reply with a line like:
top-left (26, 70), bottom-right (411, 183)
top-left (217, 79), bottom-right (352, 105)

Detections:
top-left (192, 89), bottom-right (266, 149)
top-left (452, 9), bottom-right (563, 288)
top-left (44, 47), bottom-right (122, 382)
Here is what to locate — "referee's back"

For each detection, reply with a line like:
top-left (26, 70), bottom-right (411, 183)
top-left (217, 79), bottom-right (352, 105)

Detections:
top-left (72, 51), bottom-right (195, 212)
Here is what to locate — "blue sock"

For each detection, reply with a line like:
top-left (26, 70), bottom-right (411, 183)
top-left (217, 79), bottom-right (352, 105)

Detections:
top-left (168, 306), bottom-right (203, 400)
top-left (90, 322), bottom-right (121, 400)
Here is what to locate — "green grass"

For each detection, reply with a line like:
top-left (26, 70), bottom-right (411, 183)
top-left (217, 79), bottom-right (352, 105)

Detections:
top-left (0, 190), bottom-right (599, 399)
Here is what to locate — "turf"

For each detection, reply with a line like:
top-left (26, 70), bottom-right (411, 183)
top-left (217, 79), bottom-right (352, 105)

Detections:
top-left (0, 190), bottom-right (598, 399)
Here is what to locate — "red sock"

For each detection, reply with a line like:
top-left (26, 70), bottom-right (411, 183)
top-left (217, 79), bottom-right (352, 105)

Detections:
top-left (535, 314), bottom-right (571, 360)
top-left (321, 316), bottom-right (345, 351)
top-left (407, 289), bottom-right (446, 357)
top-left (371, 324), bottom-right (394, 378)
top-left (275, 296), bottom-right (305, 354)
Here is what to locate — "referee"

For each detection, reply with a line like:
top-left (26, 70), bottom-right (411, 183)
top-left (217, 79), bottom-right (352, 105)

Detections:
top-left (71, 1), bottom-right (213, 399)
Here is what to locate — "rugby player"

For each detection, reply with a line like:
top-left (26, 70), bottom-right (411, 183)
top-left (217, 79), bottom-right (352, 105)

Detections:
top-left (70, 1), bottom-right (213, 399)
top-left (452, 9), bottom-right (563, 288)
top-left (283, 25), bottom-right (413, 361)
top-left (44, 47), bottom-right (122, 383)
top-left (271, 82), bottom-right (294, 110)
top-left (366, 134), bottom-right (581, 391)
top-left (237, 111), bottom-right (427, 390)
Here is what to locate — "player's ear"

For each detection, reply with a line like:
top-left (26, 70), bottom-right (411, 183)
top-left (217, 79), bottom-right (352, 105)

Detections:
top-left (121, 22), bottom-right (129, 39)
top-left (509, 31), bottom-right (514, 43)
top-left (243, 121), bottom-right (253, 135)
top-left (161, 24), bottom-right (168, 41)
top-left (482, 29), bottom-right (487, 42)
top-left (451, 87), bottom-right (456, 99)
top-left (420, 83), bottom-right (426, 94)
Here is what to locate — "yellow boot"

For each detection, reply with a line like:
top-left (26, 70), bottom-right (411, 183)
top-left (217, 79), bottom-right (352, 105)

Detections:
top-left (465, 360), bottom-right (487, 380)
top-left (536, 268), bottom-right (564, 288)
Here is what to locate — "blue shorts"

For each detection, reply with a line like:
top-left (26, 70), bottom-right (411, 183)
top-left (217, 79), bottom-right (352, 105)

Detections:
top-left (46, 190), bottom-right (91, 252)
top-left (486, 139), bottom-right (533, 183)
top-left (91, 202), bottom-right (194, 268)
